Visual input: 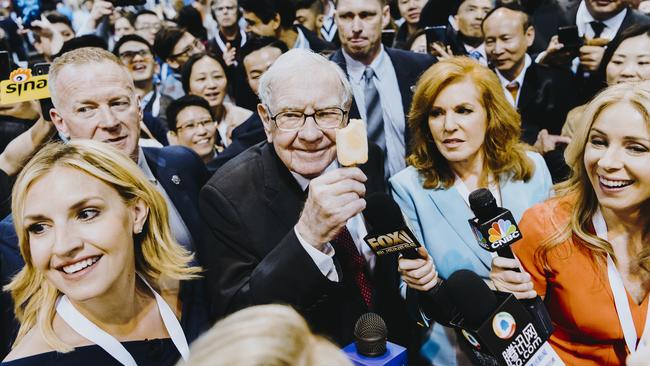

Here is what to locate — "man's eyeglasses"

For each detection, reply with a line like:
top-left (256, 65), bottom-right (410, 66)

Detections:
top-left (177, 119), bottom-right (215, 132)
top-left (119, 49), bottom-right (152, 63)
top-left (267, 107), bottom-right (347, 132)
top-left (170, 39), bottom-right (205, 59)
top-left (135, 22), bottom-right (161, 32)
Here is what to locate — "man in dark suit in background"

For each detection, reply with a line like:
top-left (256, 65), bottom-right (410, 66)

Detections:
top-left (198, 49), bottom-right (437, 350)
top-left (483, 6), bottom-right (577, 181)
top-left (544, 0), bottom-right (650, 101)
top-left (330, 0), bottom-right (435, 181)
top-left (239, 0), bottom-right (335, 53)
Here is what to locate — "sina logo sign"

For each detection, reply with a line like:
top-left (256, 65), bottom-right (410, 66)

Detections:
top-left (487, 219), bottom-right (520, 246)
top-left (0, 68), bottom-right (50, 105)
top-left (492, 312), bottom-right (517, 339)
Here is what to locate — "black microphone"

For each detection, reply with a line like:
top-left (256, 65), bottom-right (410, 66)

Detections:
top-left (445, 270), bottom-right (564, 366)
top-left (467, 189), bottom-right (554, 343)
top-left (362, 192), bottom-right (457, 326)
top-left (362, 192), bottom-right (420, 259)
top-left (468, 188), bottom-right (522, 261)
top-left (341, 313), bottom-right (408, 365)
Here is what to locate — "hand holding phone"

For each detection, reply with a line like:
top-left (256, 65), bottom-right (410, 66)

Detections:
top-left (425, 26), bottom-right (448, 56)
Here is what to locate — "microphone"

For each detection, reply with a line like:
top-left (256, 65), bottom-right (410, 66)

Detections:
top-left (468, 189), bottom-right (522, 260)
top-left (362, 192), bottom-right (421, 259)
top-left (466, 189), bottom-right (554, 345)
top-left (362, 192), bottom-right (457, 326)
top-left (341, 313), bottom-right (407, 366)
top-left (446, 270), bottom-right (564, 366)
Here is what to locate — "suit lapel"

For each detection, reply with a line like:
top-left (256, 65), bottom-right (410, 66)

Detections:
top-left (143, 148), bottom-right (201, 244)
top-left (427, 187), bottom-right (492, 268)
top-left (330, 49), bottom-right (361, 119)
top-left (261, 144), bottom-right (304, 229)
top-left (385, 48), bottom-right (414, 117)
top-left (518, 63), bottom-right (538, 112)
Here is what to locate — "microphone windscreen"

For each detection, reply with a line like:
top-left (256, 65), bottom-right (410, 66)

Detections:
top-left (363, 192), bottom-right (404, 232)
top-left (354, 313), bottom-right (387, 357)
top-left (468, 188), bottom-right (498, 222)
top-left (446, 269), bottom-right (498, 329)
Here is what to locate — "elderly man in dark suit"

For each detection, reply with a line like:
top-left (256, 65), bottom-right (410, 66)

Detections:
top-left (483, 6), bottom-right (578, 182)
top-left (198, 49), bottom-right (438, 351)
top-left (329, 0), bottom-right (435, 181)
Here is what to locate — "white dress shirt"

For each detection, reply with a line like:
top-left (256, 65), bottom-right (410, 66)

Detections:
top-left (293, 27), bottom-right (311, 50)
top-left (320, 0), bottom-right (337, 42)
top-left (292, 161), bottom-right (375, 282)
top-left (576, 0), bottom-right (627, 40)
top-left (342, 46), bottom-right (407, 178)
top-left (464, 42), bottom-right (488, 66)
top-left (495, 54), bottom-right (532, 107)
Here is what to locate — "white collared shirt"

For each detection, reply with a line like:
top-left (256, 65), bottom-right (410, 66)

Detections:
top-left (342, 46), bottom-right (407, 178)
top-left (495, 54), bottom-right (532, 107)
top-left (576, 0), bottom-right (627, 40)
top-left (464, 42), bottom-right (488, 66)
top-left (320, 0), bottom-right (337, 42)
top-left (292, 161), bottom-right (375, 282)
top-left (293, 27), bottom-right (311, 50)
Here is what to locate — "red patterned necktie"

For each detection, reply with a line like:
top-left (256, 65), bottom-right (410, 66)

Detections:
top-left (331, 226), bottom-right (373, 309)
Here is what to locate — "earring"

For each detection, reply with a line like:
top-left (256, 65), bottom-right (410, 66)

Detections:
top-left (134, 226), bottom-right (142, 234)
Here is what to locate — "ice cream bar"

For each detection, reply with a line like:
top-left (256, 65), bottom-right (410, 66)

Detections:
top-left (336, 118), bottom-right (368, 166)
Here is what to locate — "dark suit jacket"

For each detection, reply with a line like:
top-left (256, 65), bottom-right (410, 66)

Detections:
top-left (143, 146), bottom-right (209, 249)
top-left (197, 142), bottom-right (413, 347)
top-left (567, 6), bottom-right (650, 102)
top-left (517, 62), bottom-right (579, 144)
top-left (515, 62), bottom-right (578, 183)
top-left (296, 24), bottom-right (336, 53)
top-left (206, 113), bottom-right (267, 174)
top-left (329, 48), bottom-right (435, 150)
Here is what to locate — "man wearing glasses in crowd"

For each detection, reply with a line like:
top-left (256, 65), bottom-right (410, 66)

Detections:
top-left (134, 10), bottom-right (162, 46)
top-left (114, 34), bottom-right (173, 132)
top-left (210, 0), bottom-right (247, 66)
top-left (197, 49), bottom-right (427, 351)
top-left (154, 27), bottom-right (206, 99)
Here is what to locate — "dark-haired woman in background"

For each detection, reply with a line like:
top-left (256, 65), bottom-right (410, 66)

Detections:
top-left (182, 53), bottom-right (252, 147)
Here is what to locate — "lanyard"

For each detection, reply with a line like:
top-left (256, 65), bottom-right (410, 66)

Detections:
top-left (592, 209), bottom-right (650, 353)
top-left (56, 274), bottom-right (190, 365)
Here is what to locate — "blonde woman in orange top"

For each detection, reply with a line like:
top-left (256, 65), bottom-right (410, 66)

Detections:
top-left (490, 81), bottom-right (650, 365)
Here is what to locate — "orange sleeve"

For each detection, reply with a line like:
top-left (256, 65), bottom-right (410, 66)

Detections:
top-left (513, 203), bottom-right (553, 298)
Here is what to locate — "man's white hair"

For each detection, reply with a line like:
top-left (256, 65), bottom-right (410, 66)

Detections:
top-left (258, 49), bottom-right (353, 111)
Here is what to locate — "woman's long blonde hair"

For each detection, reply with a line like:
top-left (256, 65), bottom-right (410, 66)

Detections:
top-left (538, 82), bottom-right (650, 272)
top-left (5, 140), bottom-right (201, 353)
top-left (177, 304), bottom-right (352, 366)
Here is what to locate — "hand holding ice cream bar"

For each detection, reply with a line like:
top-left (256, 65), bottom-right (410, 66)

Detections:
top-left (336, 118), bottom-right (368, 166)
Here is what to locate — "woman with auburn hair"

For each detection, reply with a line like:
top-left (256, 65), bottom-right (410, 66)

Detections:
top-left (2, 140), bottom-right (206, 366)
top-left (390, 57), bottom-right (552, 365)
top-left (177, 304), bottom-right (352, 366)
top-left (491, 82), bottom-right (650, 365)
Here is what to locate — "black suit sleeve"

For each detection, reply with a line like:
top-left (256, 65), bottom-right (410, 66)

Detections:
top-left (198, 184), bottom-right (340, 321)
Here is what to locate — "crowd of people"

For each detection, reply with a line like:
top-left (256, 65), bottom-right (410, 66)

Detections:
top-left (0, 0), bottom-right (649, 365)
